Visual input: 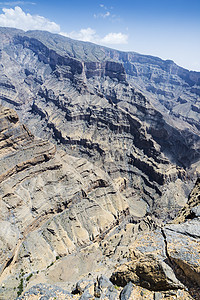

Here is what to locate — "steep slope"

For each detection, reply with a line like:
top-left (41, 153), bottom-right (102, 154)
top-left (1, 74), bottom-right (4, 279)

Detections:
top-left (0, 27), bottom-right (199, 221)
top-left (110, 178), bottom-right (200, 299)
top-left (0, 105), bottom-right (129, 298)
top-left (0, 105), bottom-right (199, 299)
top-left (13, 28), bottom-right (200, 135)
top-left (0, 27), bottom-right (199, 299)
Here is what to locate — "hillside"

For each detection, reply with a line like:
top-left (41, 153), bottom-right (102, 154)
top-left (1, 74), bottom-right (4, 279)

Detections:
top-left (0, 27), bottom-right (199, 299)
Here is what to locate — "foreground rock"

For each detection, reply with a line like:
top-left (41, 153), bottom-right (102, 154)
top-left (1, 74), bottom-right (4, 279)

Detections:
top-left (110, 178), bottom-right (200, 299)
top-left (17, 278), bottom-right (193, 300)
top-left (164, 219), bottom-right (200, 287)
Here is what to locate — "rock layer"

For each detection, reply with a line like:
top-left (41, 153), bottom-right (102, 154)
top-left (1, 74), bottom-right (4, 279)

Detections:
top-left (0, 105), bottom-right (128, 299)
top-left (0, 27), bottom-right (199, 299)
top-left (0, 28), bottom-right (198, 221)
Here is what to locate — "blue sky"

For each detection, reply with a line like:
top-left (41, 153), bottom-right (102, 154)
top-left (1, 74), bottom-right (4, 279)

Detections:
top-left (0, 0), bottom-right (199, 71)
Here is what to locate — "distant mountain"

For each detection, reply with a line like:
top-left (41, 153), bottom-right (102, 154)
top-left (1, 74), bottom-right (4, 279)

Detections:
top-left (0, 27), bottom-right (199, 299)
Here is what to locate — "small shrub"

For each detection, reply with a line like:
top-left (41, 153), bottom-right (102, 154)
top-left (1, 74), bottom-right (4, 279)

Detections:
top-left (26, 273), bottom-right (33, 281)
top-left (17, 278), bottom-right (23, 297)
top-left (47, 261), bottom-right (54, 268)
top-left (20, 269), bottom-right (25, 277)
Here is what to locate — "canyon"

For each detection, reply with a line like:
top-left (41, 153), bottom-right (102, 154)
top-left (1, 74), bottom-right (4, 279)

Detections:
top-left (0, 27), bottom-right (199, 299)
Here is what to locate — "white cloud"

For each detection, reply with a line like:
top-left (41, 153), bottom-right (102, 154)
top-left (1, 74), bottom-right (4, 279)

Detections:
top-left (94, 11), bottom-right (110, 19)
top-left (0, 6), bottom-right (60, 32)
top-left (60, 27), bottom-right (128, 45)
top-left (60, 28), bottom-right (98, 43)
top-left (94, 3), bottom-right (115, 20)
top-left (0, 6), bottom-right (128, 46)
top-left (94, 4), bottom-right (120, 23)
top-left (60, 28), bottom-right (128, 45)
top-left (101, 32), bottom-right (128, 45)
top-left (104, 11), bottom-right (110, 18)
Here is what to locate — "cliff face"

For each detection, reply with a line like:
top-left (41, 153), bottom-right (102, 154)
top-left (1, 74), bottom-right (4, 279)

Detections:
top-left (0, 106), bottom-right (199, 299)
top-left (0, 27), bottom-right (199, 299)
top-left (13, 29), bottom-right (200, 136)
top-left (0, 105), bottom-right (130, 299)
top-left (0, 28), bottom-right (199, 221)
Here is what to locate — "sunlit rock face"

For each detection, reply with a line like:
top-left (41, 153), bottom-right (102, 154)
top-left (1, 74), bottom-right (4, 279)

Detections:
top-left (0, 28), bottom-right (199, 299)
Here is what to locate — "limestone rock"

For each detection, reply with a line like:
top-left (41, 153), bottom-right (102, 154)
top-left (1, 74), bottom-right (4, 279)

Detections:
top-left (0, 27), bottom-right (199, 299)
top-left (0, 27), bottom-right (198, 222)
top-left (120, 282), bottom-right (154, 300)
top-left (16, 280), bottom-right (193, 300)
top-left (17, 283), bottom-right (74, 299)
top-left (72, 279), bottom-right (94, 295)
top-left (173, 178), bottom-right (200, 223)
top-left (0, 106), bottom-right (129, 299)
top-left (164, 219), bottom-right (200, 286)
top-left (110, 229), bottom-right (183, 291)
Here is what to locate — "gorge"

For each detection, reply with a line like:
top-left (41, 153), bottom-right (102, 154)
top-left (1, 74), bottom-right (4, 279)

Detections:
top-left (0, 27), bottom-right (199, 299)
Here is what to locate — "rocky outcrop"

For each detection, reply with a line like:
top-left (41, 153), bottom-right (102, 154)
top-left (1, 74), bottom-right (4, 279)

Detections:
top-left (17, 279), bottom-right (193, 299)
top-left (173, 178), bottom-right (200, 223)
top-left (0, 106), bottom-right (55, 183)
top-left (110, 179), bottom-right (200, 299)
top-left (84, 61), bottom-right (126, 81)
top-left (13, 35), bottom-right (126, 84)
top-left (164, 220), bottom-right (200, 287)
top-left (110, 228), bottom-right (183, 290)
